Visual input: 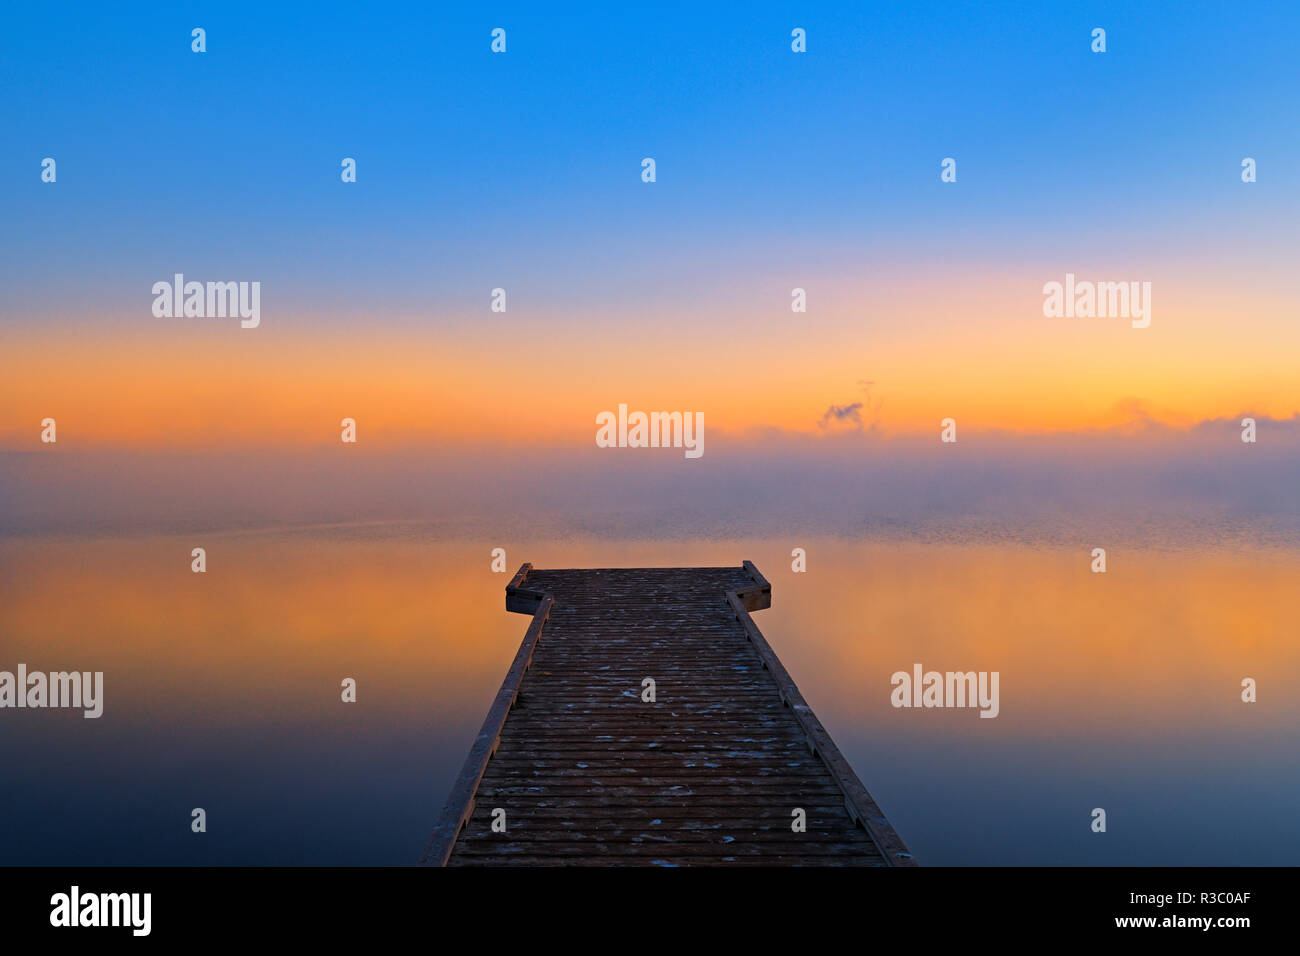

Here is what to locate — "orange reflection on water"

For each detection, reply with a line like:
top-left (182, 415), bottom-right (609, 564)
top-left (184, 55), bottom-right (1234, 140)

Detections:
top-left (0, 534), bottom-right (525, 726)
top-left (750, 540), bottom-right (1299, 742)
top-left (1, 532), bottom-right (1295, 745)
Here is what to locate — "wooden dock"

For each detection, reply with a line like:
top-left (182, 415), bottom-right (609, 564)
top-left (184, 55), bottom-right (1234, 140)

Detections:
top-left (421, 563), bottom-right (914, 866)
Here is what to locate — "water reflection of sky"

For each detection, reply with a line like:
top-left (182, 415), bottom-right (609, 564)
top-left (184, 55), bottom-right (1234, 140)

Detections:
top-left (1, 531), bottom-right (1296, 864)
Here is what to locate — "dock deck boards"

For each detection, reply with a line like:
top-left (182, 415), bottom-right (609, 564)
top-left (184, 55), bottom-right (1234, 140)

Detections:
top-left (422, 563), bottom-right (914, 866)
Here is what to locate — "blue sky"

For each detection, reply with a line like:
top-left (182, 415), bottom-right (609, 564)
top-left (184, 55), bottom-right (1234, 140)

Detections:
top-left (4, 1), bottom-right (1298, 325)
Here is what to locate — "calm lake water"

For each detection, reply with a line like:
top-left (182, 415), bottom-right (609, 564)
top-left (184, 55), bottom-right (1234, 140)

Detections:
top-left (1, 525), bottom-right (1297, 865)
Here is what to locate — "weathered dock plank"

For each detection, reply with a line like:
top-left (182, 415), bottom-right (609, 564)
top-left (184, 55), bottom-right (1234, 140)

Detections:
top-left (421, 563), bottom-right (914, 866)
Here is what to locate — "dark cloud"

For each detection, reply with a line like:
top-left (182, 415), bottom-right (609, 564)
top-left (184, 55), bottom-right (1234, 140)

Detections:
top-left (817, 402), bottom-right (864, 430)
top-left (819, 379), bottom-right (884, 432)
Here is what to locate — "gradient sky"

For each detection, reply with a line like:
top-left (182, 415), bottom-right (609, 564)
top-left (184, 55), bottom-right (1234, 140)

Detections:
top-left (3, 1), bottom-right (1298, 449)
